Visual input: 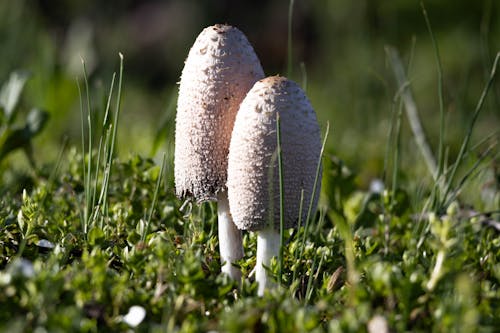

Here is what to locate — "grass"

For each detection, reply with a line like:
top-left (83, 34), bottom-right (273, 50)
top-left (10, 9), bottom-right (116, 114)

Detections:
top-left (0, 6), bottom-right (500, 333)
top-left (276, 112), bottom-right (285, 286)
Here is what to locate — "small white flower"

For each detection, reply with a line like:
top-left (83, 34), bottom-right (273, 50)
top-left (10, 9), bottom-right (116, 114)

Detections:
top-left (122, 305), bottom-right (146, 327)
top-left (367, 315), bottom-right (389, 333)
top-left (37, 239), bottom-right (55, 249)
top-left (369, 179), bottom-right (384, 194)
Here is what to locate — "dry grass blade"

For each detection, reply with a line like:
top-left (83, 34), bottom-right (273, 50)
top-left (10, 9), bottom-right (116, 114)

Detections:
top-left (327, 266), bottom-right (345, 293)
top-left (385, 46), bottom-right (438, 182)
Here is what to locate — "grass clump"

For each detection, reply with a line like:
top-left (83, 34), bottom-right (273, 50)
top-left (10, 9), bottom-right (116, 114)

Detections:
top-left (1, 117), bottom-right (498, 332)
top-left (0, 160), bottom-right (499, 332)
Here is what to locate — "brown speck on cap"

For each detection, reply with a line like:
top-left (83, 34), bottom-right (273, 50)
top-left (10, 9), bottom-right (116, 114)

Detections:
top-left (175, 24), bottom-right (265, 203)
top-left (227, 76), bottom-right (322, 231)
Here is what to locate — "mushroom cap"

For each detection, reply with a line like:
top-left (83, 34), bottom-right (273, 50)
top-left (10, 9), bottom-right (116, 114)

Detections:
top-left (174, 24), bottom-right (265, 202)
top-left (227, 76), bottom-right (322, 231)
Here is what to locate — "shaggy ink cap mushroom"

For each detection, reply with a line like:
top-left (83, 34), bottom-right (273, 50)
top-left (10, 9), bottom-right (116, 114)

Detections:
top-left (227, 75), bottom-right (322, 232)
top-left (227, 75), bottom-right (322, 295)
top-left (174, 24), bottom-right (264, 280)
top-left (174, 24), bottom-right (265, 202)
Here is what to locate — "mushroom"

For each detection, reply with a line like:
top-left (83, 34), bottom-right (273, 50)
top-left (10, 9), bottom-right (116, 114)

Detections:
top-left (174, 24), bottom-right (265, 280)
top-left (227, 76), bottom-right (322, 295)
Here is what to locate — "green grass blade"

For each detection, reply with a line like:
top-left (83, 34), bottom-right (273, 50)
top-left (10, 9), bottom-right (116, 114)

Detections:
top-left (300, 62), bottom-right (307, 92)
top-left (291, 189), bottom-right (305, 284)
top-left (92, 136), bottom-right (104, 225)
top-left (82, 58), bottom-right (93, 235)
top-left (287, 0), bottom-right (295, 77)
top-left (391, 98), bottom-right (403, 203)
top-left (441, 52), bottom-right (500, 208)
top-left (109, 53), bottom-right (124, 163)
top-left (102, 73), bottom-right (116, 128)
top-left (296, 121), bottom-right (329, 286)
top-left (382, 91), bottom-right (397, 186)
top-left (142, 152), bottom-right (167, 243)
top-left (276, 112), bottom-right (285, 286)
top-left (76, 79), bottom-right (87, 232)
top-left (305, 121), bottom-right (329, 232)
top-left (99, 71), bottom-right (118, 222)
top-left (444, 142), bottom-right (496, 208)
top-left (421, 2), bottom-right (446, 182)
top-left (99, 54), bottom-right (124, 229)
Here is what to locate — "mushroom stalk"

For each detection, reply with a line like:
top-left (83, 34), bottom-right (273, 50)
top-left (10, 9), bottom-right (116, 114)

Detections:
top-left (255, 226), bottom-right (280, 296)
top-left (217, 192), bottom-right (244, 280)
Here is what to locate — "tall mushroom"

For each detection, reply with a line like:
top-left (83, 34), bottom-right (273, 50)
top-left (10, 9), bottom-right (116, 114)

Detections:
top-left (174, 24), bottom-right (265, 280)
top-left (227, 76), bottom-right (322, 295)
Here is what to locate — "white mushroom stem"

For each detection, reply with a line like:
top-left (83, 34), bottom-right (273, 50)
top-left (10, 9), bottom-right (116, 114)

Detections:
top-left (255, 226), bottom-right (280, 296)
top-left (217, 192), bottom-right (243, 280)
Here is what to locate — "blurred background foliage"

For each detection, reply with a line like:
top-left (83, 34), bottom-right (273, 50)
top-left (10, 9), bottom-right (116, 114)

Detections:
top-left (0, 0), bottom-right (498, 190)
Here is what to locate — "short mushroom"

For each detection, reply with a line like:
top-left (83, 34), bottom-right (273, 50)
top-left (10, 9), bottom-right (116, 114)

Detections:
top-left (174, 24), bottom-right (265, 280)
top-left (227, 76), bottom-right (322, 295)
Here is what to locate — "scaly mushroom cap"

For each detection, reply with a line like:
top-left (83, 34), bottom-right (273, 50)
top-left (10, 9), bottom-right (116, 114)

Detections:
top-left (175, 24), bottom-right (265, 202)
top-left (227, 76), bottom-right (322, 231)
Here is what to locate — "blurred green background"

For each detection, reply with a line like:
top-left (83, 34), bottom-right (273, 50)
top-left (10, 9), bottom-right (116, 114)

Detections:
top-left (1, 0), bottom-right (499, 189)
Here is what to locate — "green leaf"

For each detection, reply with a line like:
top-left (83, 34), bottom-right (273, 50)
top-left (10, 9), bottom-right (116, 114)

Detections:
top-left (0, 127), bottom-right (31, 161)
top-left (0, 109), bottom-right (49, 162)
top-left (88, 226), bottom-right (105, 246)
top-left (0, 70), bottom-right (31, 122)
top-left (26, 108), bottom-right (49, 135)
top-left (127, 231), bottom-right (141, 245)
